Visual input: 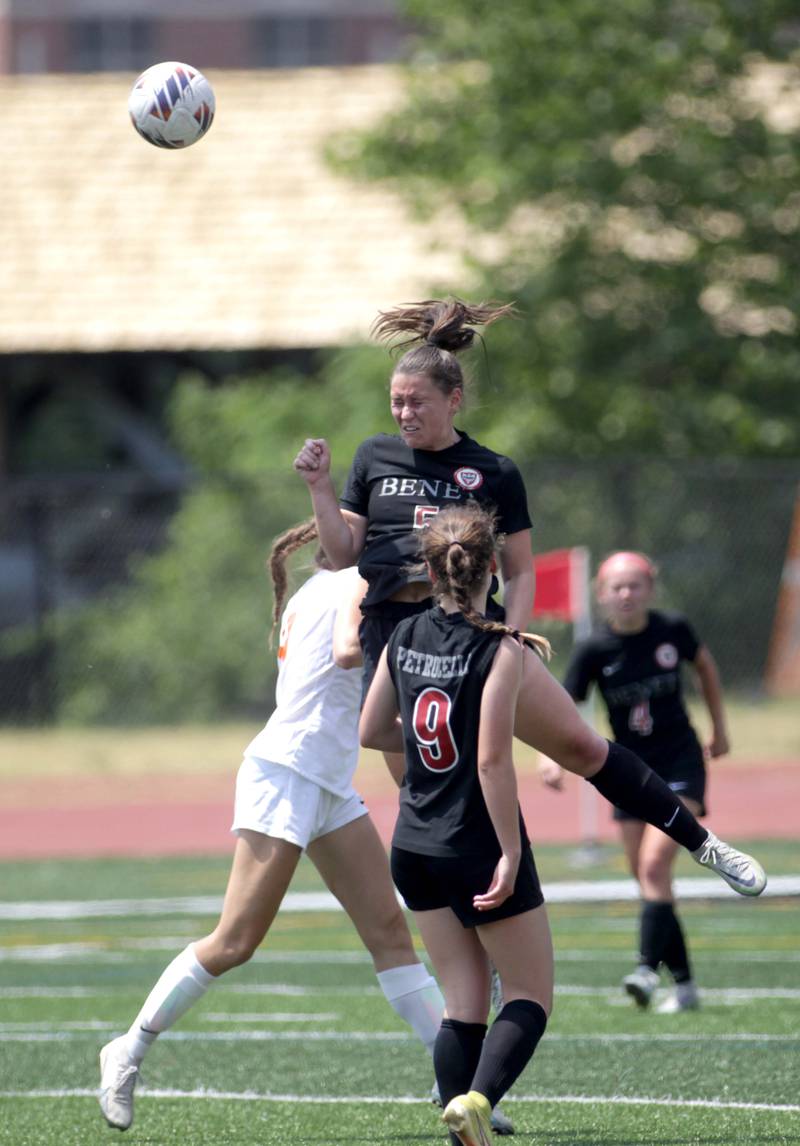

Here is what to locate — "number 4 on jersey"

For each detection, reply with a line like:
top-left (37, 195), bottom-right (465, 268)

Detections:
top-left (412, 687), bottom-right (459, 771)
top-left (628, 700), bottom-right (653, 736)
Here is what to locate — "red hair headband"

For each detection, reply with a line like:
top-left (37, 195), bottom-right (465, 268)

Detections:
top-left (596, 551), bottom-right (656, 583)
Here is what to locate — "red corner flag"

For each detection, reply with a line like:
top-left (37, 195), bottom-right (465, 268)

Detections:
top-left (532, 546), bottom-right (591, 633)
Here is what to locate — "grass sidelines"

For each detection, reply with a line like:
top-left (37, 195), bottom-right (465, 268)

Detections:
top-left (1, 843), bottom-right (799, 1145)
top-left (0, 693), bottom-right (798, 781)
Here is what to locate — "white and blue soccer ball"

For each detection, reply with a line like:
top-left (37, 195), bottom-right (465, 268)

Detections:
top-left (128, 61), bottom-right (215, 149)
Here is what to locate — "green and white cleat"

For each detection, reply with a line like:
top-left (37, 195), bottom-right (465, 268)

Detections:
top-left (99, 1036), bottom-right (139, 1130)
top-left (622, 965), bottom-right (660, 1009)
top-left (691, 832), bottom-right (767, 896)
top-left (656, 981), bottom-right (700, 1014)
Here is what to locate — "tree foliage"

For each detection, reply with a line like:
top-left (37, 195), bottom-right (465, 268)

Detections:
top-left (332, 0), bottom-right (800, 458)
top-left (51, 353), bottom-right (396, 723)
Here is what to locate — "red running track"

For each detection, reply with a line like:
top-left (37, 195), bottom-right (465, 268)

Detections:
top-left (0, 762), bottom-right (798, 860)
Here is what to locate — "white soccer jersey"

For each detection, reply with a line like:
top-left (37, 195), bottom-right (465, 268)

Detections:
top-left (244, 567), bottom-right (362, 796)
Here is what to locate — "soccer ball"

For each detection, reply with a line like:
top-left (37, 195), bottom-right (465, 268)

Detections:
top-left (128, 61), bottom-right (215, 149)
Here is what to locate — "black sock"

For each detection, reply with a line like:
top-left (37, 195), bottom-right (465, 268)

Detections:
top-left (588, 742), bottom-right (706, 852)
top-left (638, 900), bottom-right (674, 970)
top-left (662, 906), bottom-right (692, 983)
top-left (434, 1018), bottom-right (486, 1109)
top-left (470, 999), bottom-right (548, 1110)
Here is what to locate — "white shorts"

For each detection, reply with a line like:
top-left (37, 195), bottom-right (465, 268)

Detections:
top-left (231, 755), bottom-right (368, 850)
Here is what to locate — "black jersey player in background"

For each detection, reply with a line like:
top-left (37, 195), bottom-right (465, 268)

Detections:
top-left (294, 298), bottom-right (767, 903)
top-left (361, 502), bottom-right (553, 1146)
top-left (560, 551), bottom-right (732, 1014)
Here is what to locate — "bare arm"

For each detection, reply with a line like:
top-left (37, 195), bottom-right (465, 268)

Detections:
top-left (499, 529), bottom-right (535, 632)
top-left (381, 751), bottom-right (407, 788)
top-left (359, 647), bottom-right (405, 756)
top-left (332, 574), bottom-right (368, 669)
top-left (293, 438), bottom-right (367, 569)
top-left (693, 644), bottom-right (730, 758)
top-left (473, 636), bottom-right (524, 911)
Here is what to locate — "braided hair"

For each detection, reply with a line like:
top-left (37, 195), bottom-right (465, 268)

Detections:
top-left (267, 518), bottom-right (324, 645)
top-left (419, 503), bottom-right (551, 659)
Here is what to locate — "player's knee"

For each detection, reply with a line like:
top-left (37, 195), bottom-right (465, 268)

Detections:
top-left (211, 932), bottom-right (260, 971)
top-left (555, 726), bottom-right (607, 777)
top-left (638, 856), bottom-right (672, 889)
top-left (362, 905), bottom-right (413, 962)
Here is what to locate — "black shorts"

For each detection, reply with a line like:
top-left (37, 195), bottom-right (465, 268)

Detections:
top-left (359, 600), bottom-right (432, 704)
top-left (613, 745), bottom-right (707, 822)
top-left (390, 844), bottom-right (544, 928)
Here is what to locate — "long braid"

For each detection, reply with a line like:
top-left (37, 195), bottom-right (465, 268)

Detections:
top-left (421, 504), bottom-right (551, 659)
top-left (267, 519), bottom-right (319, 646)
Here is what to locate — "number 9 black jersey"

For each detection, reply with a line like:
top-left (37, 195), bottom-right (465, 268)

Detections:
top-left (387, 605), bottom-right (529, 859)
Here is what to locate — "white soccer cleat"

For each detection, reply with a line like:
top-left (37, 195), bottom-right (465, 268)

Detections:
top-left (691, 832), bottom-right (767, 896)
top-left (99, 1036), bottom-right (139, 1130)
top-left (442, 1090), bottom-right (493, 1146)
top-left (431, 1081), bottom-right (515, 1135)
top-left (656, 981), bottom-right (700, 1014)
top-left (488, 1103), bottom-right (515, 1135)
top-left (623, 965), bottom-right (660, 1009)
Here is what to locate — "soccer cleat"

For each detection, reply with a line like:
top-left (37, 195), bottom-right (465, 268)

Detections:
top-left (656, 981), bottom-right (700, 1014)
top-left (691, 832), bottom-right (767, 896)
top-left (623, 965), bottom-right (660, 1009)
top-left (99, 1036), bottom-right (139, 1130)
top-left (442, 1091), bottom-right (493, 1146)
top-left (488, 1103), bottom-right (515, 1135)
top-left (431, 1082), bottom-right (515, 1135)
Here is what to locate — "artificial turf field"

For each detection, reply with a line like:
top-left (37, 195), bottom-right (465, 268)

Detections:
top-left (1, 841), bottom-right (798, 1146)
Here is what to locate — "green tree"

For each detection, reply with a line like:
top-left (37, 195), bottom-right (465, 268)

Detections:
top-left (333, 0), bottom-right (800, 459)
top-left (50, 352), bottom-right (395, 724)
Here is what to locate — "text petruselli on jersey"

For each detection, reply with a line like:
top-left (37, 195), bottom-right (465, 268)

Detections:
top-left (395, 646), bottom-right (474, 680)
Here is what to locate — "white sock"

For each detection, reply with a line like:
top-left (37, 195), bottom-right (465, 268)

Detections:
top-left (123, 943), bottom-right (215, 1065)
top-left (377, 962), bottom-right (444, 1055)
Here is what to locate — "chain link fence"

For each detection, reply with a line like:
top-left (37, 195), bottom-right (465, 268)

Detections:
top-left (0, 458), bottom-right (797, 724)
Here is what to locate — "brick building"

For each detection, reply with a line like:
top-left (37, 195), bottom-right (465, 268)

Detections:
top-left (0, 0), bottom-right (405, 74)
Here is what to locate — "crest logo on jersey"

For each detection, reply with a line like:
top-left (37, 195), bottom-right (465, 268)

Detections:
top-left (654, 643), bottom-right (678, 669)
top-left (453, 466), bottom-right (484, 491)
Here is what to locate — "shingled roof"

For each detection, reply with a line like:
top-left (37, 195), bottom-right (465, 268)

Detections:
top-left (0, 66), bottom-right (464, 352)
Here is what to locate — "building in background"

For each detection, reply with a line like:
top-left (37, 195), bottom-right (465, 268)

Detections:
top-left (0, 0), bottom-right (406, 74)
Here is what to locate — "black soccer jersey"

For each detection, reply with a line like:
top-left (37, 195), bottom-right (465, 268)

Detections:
top-left (562, 610), bottom-right (702, 769)
top-left (387, 606), bottom-right (528, 859)
top-left (339, 431), bottom-right (532, 607)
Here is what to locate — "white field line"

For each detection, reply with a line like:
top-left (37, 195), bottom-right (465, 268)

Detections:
top-left (1, 976), bottom-right (797, 1003)
top-left (3, 984), bottom-right (800, 1005)
top-left (1, 874), bottom-right (798, 920)
top-left (0, 984), bottom-right (381, 998)
top-left (2, 940), bottom-right (800, 968)
top-left (0, 1028), bottom-right (797, 1043)
top-left (4, 980), bottom-right (797, 1008)
top-left (0, 1021), bottom-right (117, 1031)
top-left (0, 1087), bottom-right (798, 1115)
top-left (200, 1012), bottom-right (340, 1023)
top-left (555, 949), bottom-right (800, 963)
top-left (0, 987), bottom-right (100, 998)
top-left (0, 944), bottom-right (375, 963)
top-left (560, 984), bottom-right (800, 1001)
